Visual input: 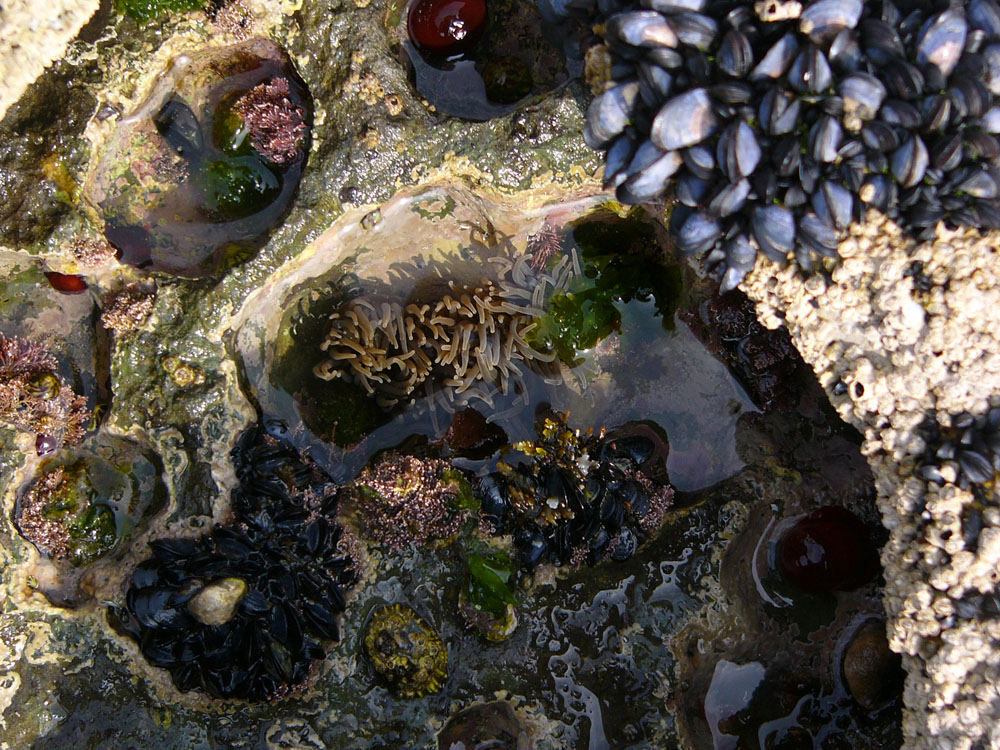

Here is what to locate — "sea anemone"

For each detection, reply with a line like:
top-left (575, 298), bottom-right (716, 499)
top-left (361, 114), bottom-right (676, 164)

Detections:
top-left (776, 505), bottom-right (878, 593)
top-left (477, 412), bottom-right (673, 569)
top-left (679, 288), bottom-right (803, 411)
top-left (558, 0), bottom-right (1000, 289)
top-left (108, 426), bottom-right (358, 701)
top-left (313, 250), bottom-right (580, 411)
top-left (363, 603), bottom-right (448, 697)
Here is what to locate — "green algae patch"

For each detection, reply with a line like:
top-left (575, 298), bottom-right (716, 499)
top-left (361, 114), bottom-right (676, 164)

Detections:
top-left (528, 208), bottom-right (686, 365)
top-left (114, 0), bottom-right (207, 22)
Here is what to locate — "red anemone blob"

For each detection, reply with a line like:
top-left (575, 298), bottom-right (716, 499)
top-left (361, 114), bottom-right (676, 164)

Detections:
top-left (45, 272), bottom-right (88, 294)
top-left (35, 434), bottom-right (58, 456)
top-left (407, 0), bottom-right (487, 57)
top-left (777, 506), bottom-right (877, 593)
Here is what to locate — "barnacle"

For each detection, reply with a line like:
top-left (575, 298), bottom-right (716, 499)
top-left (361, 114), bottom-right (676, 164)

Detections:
top-left (363, 603), bottom-right (448, 697)
top-left (477, 412), bottom-right (674, 569)
top-left (561, 0), bottom-right (1000, 288)
top-left (313, 250), bottom-right (579, 411)
top-left (108, 426), bottom-right (357, 701)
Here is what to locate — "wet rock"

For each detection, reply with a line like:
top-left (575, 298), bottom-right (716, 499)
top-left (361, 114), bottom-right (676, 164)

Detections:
top-left (444, 408), bottom-right (507, 459)
top-left (0, 59), bottom-right (97, 246)
top-left (186, 577), bottom-right (247, 626)
top-left (437, 701), bottom-right (530, 750)
top-left (841, 619), bottom-right (903, 711)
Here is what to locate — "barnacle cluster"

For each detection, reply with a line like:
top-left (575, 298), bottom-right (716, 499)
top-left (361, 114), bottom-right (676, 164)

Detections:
top-left (108, 426), bottom-right (358, 701)
top-left (363, 603), bottom-right (448, 697)
top-left (478, 412), bottom-right (673, 569)
top-left (349, 452), bottom-right (471, 550)
top-left (558, 0), bottom-right (1000, 288)
top-left (314, 251), bottom-right (579, 410)
top-left (917, 406), bottom-right (1000, 489)
top-left (0, 335), bottom-right (89, 454)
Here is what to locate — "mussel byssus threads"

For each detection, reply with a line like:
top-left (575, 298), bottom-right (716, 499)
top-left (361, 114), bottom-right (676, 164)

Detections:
top-left (560, 0), bottom-right (1000, 289)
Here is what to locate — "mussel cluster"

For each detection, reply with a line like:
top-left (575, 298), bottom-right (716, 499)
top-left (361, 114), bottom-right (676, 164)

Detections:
top-left (917, 406), bottom-right (1000, 489)
top-left (108, 426), bottom-right (357, 701)
top-left (554, 0), bottom-right (1000, 288)
top-left (478, 413), bottom-right (673, 569)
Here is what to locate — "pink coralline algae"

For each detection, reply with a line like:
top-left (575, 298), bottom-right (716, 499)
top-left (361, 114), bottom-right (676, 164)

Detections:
top-left (0, 336), bottom-right (90, 452)
top-left (233, 78), bottom-right (308, 166)
top-left (351, 452), bottom-right (469, 551)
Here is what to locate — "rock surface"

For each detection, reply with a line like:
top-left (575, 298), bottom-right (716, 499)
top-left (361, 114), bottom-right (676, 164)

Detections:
top-left (0, 0), bottom-right (99, 121)
top-left (743, 213), bottom-right (1000, 749)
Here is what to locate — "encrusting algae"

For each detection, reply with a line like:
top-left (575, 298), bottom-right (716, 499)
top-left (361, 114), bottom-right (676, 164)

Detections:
top-left (0, 335), bottom-right (89, 454)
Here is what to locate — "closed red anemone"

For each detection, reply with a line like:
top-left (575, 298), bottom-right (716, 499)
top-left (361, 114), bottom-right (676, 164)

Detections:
top-left (45, 272), bottom-right (88, 294)
top-left (777, 506), bottom-right (877, 593)
top-left (407, 0), bottom-right (487, 57)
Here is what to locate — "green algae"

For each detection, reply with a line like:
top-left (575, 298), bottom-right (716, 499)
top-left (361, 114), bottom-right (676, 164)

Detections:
top-left (528, 209), bottom-right (685, 365)
top-left (200, 157), bottom-right (281, 220)
top-left (466, 552), bottom-right (516, 619)
top-left (114, 0), bottom-right (207, 22)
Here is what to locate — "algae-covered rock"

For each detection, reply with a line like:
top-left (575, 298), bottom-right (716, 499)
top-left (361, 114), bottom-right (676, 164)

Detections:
top-left (84, 37), bottom-right (312, 277)
top-left (363, 603), bottom-right (448, 697)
